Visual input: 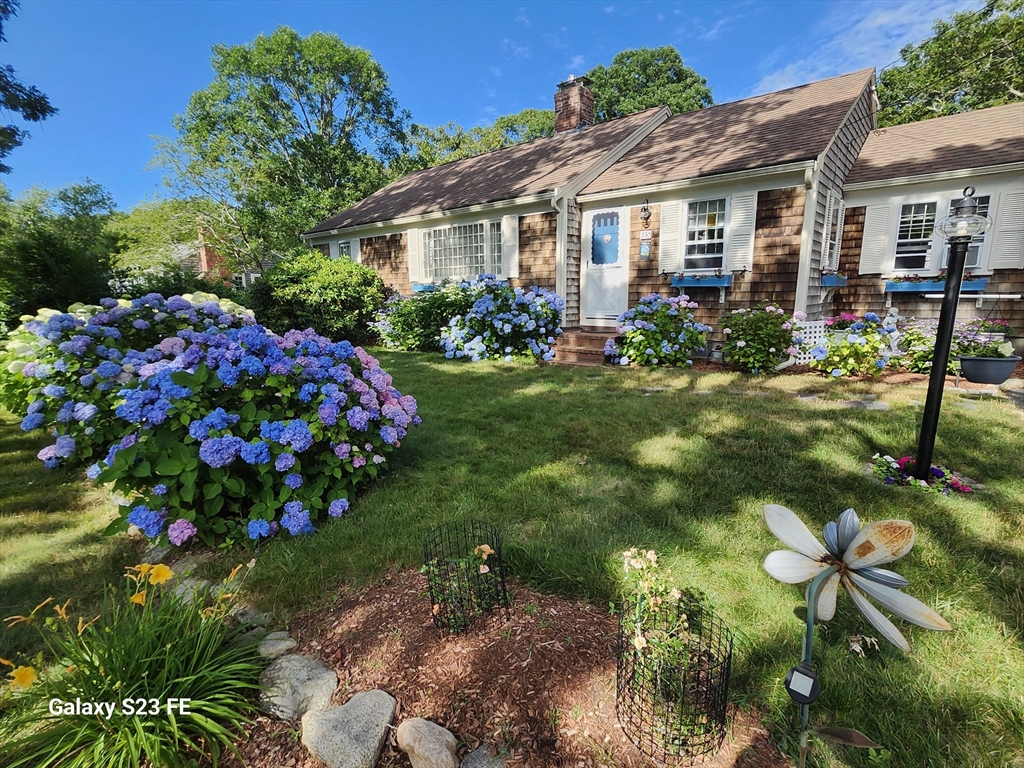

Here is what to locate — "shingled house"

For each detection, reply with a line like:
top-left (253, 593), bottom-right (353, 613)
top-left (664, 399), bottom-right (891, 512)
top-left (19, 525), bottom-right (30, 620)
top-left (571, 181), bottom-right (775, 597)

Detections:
top-left (302, 69), bottom-right (879, 336)
top-left (836, 103), bottom-right (1024, 330)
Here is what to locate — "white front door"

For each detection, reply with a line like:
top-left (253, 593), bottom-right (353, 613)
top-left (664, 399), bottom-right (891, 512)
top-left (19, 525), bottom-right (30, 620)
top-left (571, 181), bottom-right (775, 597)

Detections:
top-left (581, 207), bottom-right (629, 327)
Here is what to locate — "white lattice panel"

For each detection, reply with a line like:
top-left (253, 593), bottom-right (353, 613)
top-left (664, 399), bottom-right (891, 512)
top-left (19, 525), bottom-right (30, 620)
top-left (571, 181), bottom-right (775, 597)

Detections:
top-left (793, 320), bottom-right (828, 363)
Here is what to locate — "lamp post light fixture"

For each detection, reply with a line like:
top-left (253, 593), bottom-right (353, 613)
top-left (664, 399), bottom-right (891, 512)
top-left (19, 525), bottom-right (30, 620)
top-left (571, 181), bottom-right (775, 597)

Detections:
top-left (914, 186), bottom-right (992, 480)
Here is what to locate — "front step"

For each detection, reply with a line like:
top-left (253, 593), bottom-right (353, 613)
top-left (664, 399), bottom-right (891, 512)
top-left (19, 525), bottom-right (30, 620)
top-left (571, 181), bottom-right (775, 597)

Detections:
top-left (551, 326), bottom-right (612, 367)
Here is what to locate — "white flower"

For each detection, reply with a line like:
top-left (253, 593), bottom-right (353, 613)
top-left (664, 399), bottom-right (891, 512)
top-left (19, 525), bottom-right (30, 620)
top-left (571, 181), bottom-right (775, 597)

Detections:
top-left (762, 505), bottom-right (951, 652)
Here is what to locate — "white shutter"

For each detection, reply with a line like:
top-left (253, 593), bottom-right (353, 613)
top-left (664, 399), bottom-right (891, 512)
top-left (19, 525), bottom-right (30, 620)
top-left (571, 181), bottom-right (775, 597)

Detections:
top-left (859, 203), bottom-right (891, 274)
top-left (821, 191), bottom-right (834, 266)
top-left (726, 192), bottom-right (756, 273)
top-left (502, 214), bottom-right (519, 278)
top-left (351, 238), bottom-right (361, 264)
top-left (990, 190), bottom-right (1024, 270)
top-left (658, 200), bottom-right (682, 274)
top-left (407, 228), bottom-right (423, 282)
top-left (832, 202), bottom-right (846, 271)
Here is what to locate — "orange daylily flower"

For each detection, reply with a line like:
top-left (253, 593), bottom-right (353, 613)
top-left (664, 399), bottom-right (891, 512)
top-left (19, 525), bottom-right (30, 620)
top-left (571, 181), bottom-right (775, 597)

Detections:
top-left (148, 564), bottom-right (174, 585)
top-left (77, 615), bottom-right (99, 635)
top-left (0, 656), bottom-right (14, 668)
top-left (9, 665), bottom-right (37, 690)
top-left (226, 564), bottom-right (244, 582)
top-left (129, 590), bottom-right (147, 606)
top-left (53, 598), bottom-right (72, 621)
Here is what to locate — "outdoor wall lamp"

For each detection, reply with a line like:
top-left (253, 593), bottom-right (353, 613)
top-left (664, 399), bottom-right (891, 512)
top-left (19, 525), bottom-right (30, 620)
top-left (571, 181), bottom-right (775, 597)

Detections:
top-left (639, 199), bottom-right (652, 228)
top-left (914, 186), bottom-right (993, 480)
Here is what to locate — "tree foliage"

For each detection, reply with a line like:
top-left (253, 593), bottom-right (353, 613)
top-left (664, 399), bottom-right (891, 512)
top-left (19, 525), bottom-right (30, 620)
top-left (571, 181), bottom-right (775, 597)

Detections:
top-left (0, 181), bottom-right (116, 325)
top-left (156, 27), bottom-right (409, 271)
top-left (878, 0), bottom-right (1024, 127)
top-left (0, 1), bottom-right (57, 173)
top-left (405, 108), bottom-right (554, 171)
top-left (584, 46), bottom-right (713, 122)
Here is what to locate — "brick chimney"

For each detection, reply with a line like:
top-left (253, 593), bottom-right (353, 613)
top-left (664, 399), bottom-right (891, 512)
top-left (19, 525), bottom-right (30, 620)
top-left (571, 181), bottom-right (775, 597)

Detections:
top-left (554, 75), bottom-right (594, 133)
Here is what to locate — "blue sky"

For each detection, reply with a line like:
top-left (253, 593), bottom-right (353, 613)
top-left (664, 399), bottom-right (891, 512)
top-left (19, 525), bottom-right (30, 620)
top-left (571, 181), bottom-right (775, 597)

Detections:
top-left (5, 0), bottom-right (979, 210)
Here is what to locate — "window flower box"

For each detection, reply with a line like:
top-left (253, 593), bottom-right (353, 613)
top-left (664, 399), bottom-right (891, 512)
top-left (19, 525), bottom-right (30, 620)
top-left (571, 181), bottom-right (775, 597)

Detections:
top-left (821, 275), bottom-right (847, 287)
top-left (884, 278), bottom-right (988, 293)
top-left (411, 282), bottom-right (437, 293)
top-left (671, 275), bottom-right (732, 288)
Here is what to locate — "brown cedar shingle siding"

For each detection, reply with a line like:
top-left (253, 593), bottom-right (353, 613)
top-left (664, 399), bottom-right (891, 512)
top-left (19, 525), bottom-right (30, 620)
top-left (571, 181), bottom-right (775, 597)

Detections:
top-left (512, 212), bottom-right (557, 290)
top-left (305, 109), bottom-right (660, 234)
top-left (846, 103), bottom-right (1024, 186)
top-left (810, 78), bottom-right (875, 318)
top-left (582, 69), bottom-right (874, 195)
top-left (628, 204), bottom-right (663, 305)
top-left (835, 206), bottom-right (1024, 327)
top-left (361, 234), bottom-right (410, 296)
top-left (565, 201), bottom-right (582, 327)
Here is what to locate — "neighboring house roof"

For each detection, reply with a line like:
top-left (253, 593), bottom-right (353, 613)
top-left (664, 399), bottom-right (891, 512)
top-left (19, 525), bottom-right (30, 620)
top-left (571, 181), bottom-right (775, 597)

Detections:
top-left (845, 102), bottom-right (1024, 186)
top-left (303, 107), bottom-right (661, 235)
top-left (581, 68), bottom-right (875, 195)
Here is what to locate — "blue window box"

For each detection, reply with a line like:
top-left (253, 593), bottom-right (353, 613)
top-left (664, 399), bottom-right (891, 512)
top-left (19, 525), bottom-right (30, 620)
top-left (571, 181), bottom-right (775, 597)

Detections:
top-left (411, 283), bottom-right (437, 293)
top-left (821, 275), bottom-right (847, 287)
top-left (671, 275), bottom-right (732, 288)
top-left (884, 278), bottom-right (988, 293)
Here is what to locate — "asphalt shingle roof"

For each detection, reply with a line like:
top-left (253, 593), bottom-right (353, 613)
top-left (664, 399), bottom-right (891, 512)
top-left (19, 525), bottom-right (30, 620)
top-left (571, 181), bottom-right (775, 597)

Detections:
top-left (845, 102), bottom-right (1024, 185)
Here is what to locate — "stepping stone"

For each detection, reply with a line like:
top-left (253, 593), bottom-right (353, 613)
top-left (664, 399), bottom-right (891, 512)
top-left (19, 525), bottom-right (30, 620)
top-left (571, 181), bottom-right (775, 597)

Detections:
top-left (462, 746), bottom-right (506, 768)
top-left (693, 390), bottom-right (712, 395)
top-left (861, 394), bottom-right (878, 401)
top-left (302, 690), bottom-right (396, 768)
top-left (955, 402), bottom-right (979, 411)
top-left (232, 604), bottom-right (274, 627)
top-left (258, 631), bottom-right (297, 658)
top-left (794, 393), bottom-right (819, 401)
top-left (397, 717), bottom-right (458, 768)
top-left (260, 654), bottom-right (338, 719)
top-left (843, 401), bottom-right (866, 409)
top-left (640, 387), bottom-right (667, 393)
top-left (908, 400), bottom-right (924, 406)
top-left (864, 401), bottom-right (890, 410)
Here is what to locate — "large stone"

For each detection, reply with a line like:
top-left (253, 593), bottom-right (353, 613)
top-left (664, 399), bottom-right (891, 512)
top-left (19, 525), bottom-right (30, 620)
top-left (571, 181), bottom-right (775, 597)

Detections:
top-left (301, 690), bottom-right (397, 768)
top-left (397, 717), bottom-right (458, 768)
top-left (461, 746), bottom-right (505, 768)
top-left (258, 630), bottom-right (298, 658)
top-left (259, 654), bottom-right (338, 719)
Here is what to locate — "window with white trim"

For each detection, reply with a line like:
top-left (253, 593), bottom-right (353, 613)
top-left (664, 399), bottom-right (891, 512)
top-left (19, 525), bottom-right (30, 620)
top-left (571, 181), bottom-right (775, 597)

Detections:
top-left (338, 241), bottom-right (352, 258)
top-left (683, 198), bottom-right (726, 271)
top-left (941, 195), bottom-right (990, 270)
top-left (894, 202), bottom-right (937, 271)
top-left (423, 221), bottom-right (503, 280)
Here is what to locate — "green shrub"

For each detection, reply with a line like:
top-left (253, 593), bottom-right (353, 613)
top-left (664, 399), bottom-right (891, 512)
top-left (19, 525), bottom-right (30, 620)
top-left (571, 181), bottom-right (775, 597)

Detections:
top-left (247, 251), bottom-right (386, 343)
top-left (603, 293), bottom-right (711, 367)
top-left (373, 282), bottom-right (476, 352)
top-left (720, 302), bottom-right (805, 374)
top-left (0, 562), bottom-right (263, 768)
top-left (808, 311), bottom-right (895, 377)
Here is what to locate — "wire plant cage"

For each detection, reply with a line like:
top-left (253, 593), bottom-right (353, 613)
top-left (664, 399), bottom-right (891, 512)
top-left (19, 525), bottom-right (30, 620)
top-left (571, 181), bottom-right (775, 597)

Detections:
top-left (616, 594), bottom-right (734, 764)
top-left (422, 520), bottom-right (510, 634)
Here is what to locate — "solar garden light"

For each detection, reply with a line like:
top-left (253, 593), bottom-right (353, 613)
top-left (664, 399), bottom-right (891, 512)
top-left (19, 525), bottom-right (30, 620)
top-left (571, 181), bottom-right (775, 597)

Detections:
top-left (763, 505), bottom-right (952, 767)
top-left (915, 186), bottom-right (992, 479)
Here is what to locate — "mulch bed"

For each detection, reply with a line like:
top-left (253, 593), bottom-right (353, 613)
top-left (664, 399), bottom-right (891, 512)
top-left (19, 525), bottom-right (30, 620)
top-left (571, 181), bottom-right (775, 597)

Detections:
top-left (225, 571), bottom-right (791, 768)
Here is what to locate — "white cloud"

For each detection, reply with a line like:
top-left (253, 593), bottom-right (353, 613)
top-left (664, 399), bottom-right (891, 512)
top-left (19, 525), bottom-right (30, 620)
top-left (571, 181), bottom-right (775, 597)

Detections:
top-left (568, 54), bottom-right (586, 70)
top-left (501, 38), bottom-right (532, 59)
top-left (515, 7), bottom-right (530, 25)
top-left (489, 66), bottom-right (503, 78)
top-left (544, 32), bottom-right (568, 50)
top-left (603, 5), bottom-right (615, 12)
top-left (749, 0), bottom-right (983, 96)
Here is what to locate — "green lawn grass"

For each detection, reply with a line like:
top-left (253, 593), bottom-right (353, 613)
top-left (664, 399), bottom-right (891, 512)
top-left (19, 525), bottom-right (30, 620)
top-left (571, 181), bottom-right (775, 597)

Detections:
top-left (2, 355), bottom-right (1022, 767)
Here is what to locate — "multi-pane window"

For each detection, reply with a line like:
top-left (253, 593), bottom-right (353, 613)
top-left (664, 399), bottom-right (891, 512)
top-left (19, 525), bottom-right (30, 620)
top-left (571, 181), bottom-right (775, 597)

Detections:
top-left (684, 198), bottom-right (727, 271)
top-left (894, 202), bottom-right (937, 270)
top-left (942, 195), bottom-right (990, 269)
top-left (424, 221), bottom-right (502, 279)
top-left (338, 241), bottom-right (352, 258)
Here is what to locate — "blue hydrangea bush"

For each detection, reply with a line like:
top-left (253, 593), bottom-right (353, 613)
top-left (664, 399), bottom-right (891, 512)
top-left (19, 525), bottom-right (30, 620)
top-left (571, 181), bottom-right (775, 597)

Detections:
top-left (807, 312), bottom-right (897, 377)
top-left (603, 293), bottom-right (712, 367)
top-left (720, 302), bottom-right (806, 374)
top-left (91, 325), bottom-right (419, 547)
top-left (2, 293), bottom-right (253, 467)
top-left (439, 275), bottom-right (565, 361)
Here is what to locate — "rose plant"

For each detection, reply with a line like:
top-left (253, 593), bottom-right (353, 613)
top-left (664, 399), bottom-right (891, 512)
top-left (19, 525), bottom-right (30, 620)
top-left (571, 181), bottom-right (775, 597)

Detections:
top-left (603, 293), bottom-right (711, 367)
top-left (439, 275), bottom-right (564, 362)
top-left (720, 302), bottom-right (805, 374)
top-left (89, 324), bottom-right (419, 547)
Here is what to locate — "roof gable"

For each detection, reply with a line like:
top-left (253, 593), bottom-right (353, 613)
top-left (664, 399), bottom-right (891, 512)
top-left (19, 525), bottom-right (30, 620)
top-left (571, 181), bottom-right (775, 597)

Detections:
top-left (581, 69), bottom-right (875, 195)
top-left (845, 102), bottom-right (1024, 186)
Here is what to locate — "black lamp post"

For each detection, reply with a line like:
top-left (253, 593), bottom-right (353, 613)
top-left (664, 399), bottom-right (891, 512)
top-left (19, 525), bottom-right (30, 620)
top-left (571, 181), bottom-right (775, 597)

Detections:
top-left (914, 186), bottom-right (992, 480)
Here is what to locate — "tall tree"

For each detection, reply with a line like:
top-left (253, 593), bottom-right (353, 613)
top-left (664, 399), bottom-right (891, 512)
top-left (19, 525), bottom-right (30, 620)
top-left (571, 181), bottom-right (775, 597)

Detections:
top-left (878, 0), bottom-right (1024, 127)
top-left (156, 27), bottom-right (409, 272)
top-left (404, 108), bottom-right (555, 171)
top-left (0, 1), bottom-right (57, 173)
top-left (584, 46), bottom-right (713, 122)
top-left (0, 181), bottom-right (116, 323)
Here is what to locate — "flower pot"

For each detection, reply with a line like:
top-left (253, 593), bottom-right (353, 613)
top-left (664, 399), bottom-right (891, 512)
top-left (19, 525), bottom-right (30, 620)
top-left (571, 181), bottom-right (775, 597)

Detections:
top-left (411, 283), bottom-right (437, 293)
top-left (821, 275), bottom-right (847, 287)
top-left (885, 279), bottom-right (988, 292)
top-left (958, 355), bottom-right (1021, 385)
top-left (671, 275), bottom-right (732, 288)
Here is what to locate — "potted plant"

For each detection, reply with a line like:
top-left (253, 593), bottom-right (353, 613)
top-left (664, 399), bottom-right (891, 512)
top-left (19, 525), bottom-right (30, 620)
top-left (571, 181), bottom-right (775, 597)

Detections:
top-left (957, 331), bottom-right (1021, 385)
top-left (671, 268), bottom-right (732, 288)
top-left (884, 271), bottom-right (988, 293)
top-left (820, 269), bottom-right (847, 287)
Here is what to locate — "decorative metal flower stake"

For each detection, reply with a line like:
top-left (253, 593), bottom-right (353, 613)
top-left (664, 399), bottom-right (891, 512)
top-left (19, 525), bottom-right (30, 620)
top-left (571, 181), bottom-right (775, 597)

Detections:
top-left (762, 505), bottom-right (952, 767)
